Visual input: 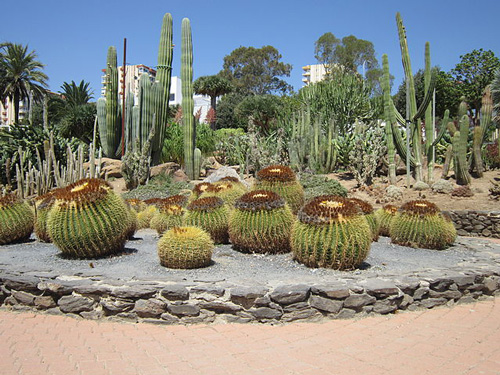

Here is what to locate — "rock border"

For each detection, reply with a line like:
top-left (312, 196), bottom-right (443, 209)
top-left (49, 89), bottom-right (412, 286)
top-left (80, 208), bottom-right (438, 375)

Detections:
top-left (446, 210), bottom-right (500, 238)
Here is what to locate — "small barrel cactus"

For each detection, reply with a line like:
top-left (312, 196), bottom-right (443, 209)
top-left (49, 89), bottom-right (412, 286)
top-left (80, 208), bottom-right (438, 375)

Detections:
top-left (150, 198), bottom-right (186, 235)
top-left (191, 182), bottom-right (213, 201)
top-left (124, 201), bottom-right (139, 239)
top-left (199, 180), bottom-right (246, 206)
top-left (375, 204), bottom-right (398, 237)
top-left (125, 198), bottom-right (147, 213)
top-left (252, 165), bottom-right (304, 214)
top-left (157, 226), bottom-right (214, 269)
top-left (0, 194), bottom-right (34, 245)
top-left (349, 198), bottom-right (380, 241)
top-left (229, 190), bottom-right (294, 254)
top-left (47, 178), bottom-right (130, 258)
top-left (291, 195), bottom-right (372, 270)
top-left (389, 200), bottom-right (457, 250)
top-left (185, 196), bottom-right (229, 244)
top-left (136, 205), bottom-right (158, 229)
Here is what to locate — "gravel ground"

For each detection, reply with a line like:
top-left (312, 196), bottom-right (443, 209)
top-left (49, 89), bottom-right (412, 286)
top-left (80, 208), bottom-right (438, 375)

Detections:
top-left (1, 229), bottom-right (496, 287)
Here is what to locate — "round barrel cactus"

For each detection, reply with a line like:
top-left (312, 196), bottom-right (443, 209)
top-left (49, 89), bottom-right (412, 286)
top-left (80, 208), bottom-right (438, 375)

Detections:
top-left (229, 190), bottom-right (294, 254)
top-left (375, 204), bottom-right (398, 237)
top-left (291, 195), bottom-right (372, 270)
top-left (190, 182), bottom-right (213, 202)
top-left (253, 165), bottom-right (304, 214)
top-left (158, 226), bottom-right (214, 269)
top-left (34, 190), bottom-right (60, 242)
top-left (0, 194), bottom-right (34, 245)
top-left (125, 198), bottom-right (146, 213)
top-left (136, 205), bottom-right (158, 229)
top-left (150, 197), bottom-right (186, 235)
top-left (124, 201), bottom-right (139, 239)
top-left (185, 196), bottom-right (229, 244)
top-left (389, 200), bottom-right (457, 250)
top-left (349, 198), bottom-right (380, 241)
top-left (199, 180), bottom-right (246, 206)
top-left (47, 178), bottom-right (130, 258)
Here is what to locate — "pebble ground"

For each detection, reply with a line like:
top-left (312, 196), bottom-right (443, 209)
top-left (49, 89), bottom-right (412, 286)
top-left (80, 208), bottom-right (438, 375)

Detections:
top-left (1, 297), bottom-right (499, 375)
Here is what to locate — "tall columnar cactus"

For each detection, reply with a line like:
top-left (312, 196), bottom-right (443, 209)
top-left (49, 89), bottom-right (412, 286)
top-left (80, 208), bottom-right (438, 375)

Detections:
top-left (389, 200), bottom-right (456, 250)
top-left (182, 18), bottom-right (197, 180)
top-left (471, 87), bottom-right (493, 177)
top-left (97, 46), bottom-right (122, 158)
top-left (291, 196), bottom-right (372, 270)
top-left (0, 194), bottom-right (34, 245)
top-left (424, 42), bottom-right (435, 183)
top-left (453, 115), bottom-right (472, 185)
top-left (47, 179), bottom-right (130, 258)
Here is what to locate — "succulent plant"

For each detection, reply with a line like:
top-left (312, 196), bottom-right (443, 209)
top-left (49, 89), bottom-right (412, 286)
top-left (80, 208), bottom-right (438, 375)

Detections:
top-left (124, 201), bottom-right (138, 239)
top-left (150, 199), bottom-right (185, 235)
top-left (0, 194), bottom-right (34, 245)
top-left (47, 178), bottom-right (130, 258)
top-left (125, 198), bottom-right (147, 213)
top-left (375, 204), bottom-right (398, 237)
top-left (199, 180), bottom-right (246, 206)
top-left (229, 190), bottom-right (294, 254)
top-left (191, 182), bottom-right (213, 200)
top-left (157, 226), bottom-right (214, 269)
top-left (389, 200), bottom-right (456, 250)
top-left (291, 195), bottom-right (372, 270)
top-left (185, 196), bottom-right (229, 244)
top-left (349, 198), bottom-right (380, 241)
top-left (253, 165), bottom-right (304, 214)
top-left (136, 205), bottom-right (158, 229)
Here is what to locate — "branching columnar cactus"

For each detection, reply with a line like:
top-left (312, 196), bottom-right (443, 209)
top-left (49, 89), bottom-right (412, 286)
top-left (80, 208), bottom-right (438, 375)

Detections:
top-left (389, 200), bottom-right (457, 250)
top-left (375, 204), bottom-right (398, 237)
top-left (34, 190), bottom-right (59, 242)
top-left (47, 179), bottom-right (130, 258)
top-left (0, 194), bottom-right (34, 245)
top-left (229, 190), bottom-right (294, 254)
top-left (291, 196), bottom-right (372, 270)
top-left (157, 226), bottom-right (214, 269)
top-left (199, 180), bottom-right (246, 206)
top-left (185, 196), bottom-right (229, 244)
top-left (349, 198), bottom-right (379, 241)
top-left (253, 165), bottom-right (304, 214)
top-left (150, 196), bottom-right (187, 235)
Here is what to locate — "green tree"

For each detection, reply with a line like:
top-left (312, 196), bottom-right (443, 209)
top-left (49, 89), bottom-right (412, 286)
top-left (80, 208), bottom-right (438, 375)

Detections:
top-left (451, 49), bottom-right (500, 123)
top-left (219, 46), bottom-right (292, 95)
top-left (235, 95), bottom-right (283, 135)
top-left (394, 68), bottom-right (461, 119)
top-left (0, 43), bottom-right (48, 123)
top-left (193, 75), bottom-right (233, 130)
top-left (214, 92), bottom-right (247, 129)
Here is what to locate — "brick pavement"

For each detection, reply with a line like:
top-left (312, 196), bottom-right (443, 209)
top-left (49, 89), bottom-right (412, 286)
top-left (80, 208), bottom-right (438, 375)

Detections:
top-left (1, 298), bottom-right (499, 375)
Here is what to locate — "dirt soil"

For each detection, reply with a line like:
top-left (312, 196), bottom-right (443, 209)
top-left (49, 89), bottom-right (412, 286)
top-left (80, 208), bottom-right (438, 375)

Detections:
top-left (329, 168), bottom-right (500, 211)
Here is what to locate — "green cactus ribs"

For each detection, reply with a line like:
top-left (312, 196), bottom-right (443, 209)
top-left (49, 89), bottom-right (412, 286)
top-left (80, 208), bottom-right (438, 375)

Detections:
top-left (375, 204), bottom-right (398, 237)
top-left (349, 198), bottom-right (380, 241)
top-left (389, 200), bottom-right (457, 250)
top-left (229, 190), bottom-right (294, 254)
top-left (185, 196), bottom-right (229, 244)
top-left (157, 226), bottom-right (214, 269)
top-left (253, 165), bottom-right (304, 214)
top-left (150, 196), bottom-right (186, 235)
top-left (0, 194), bottom-right (34, 245)
top-left (291, 195), bottom-right (372, 270)
top-left (34, 189), bottom-right (61, 243)
top-left (199, 180), bottom-right (246, 206)
top-left (47, 178), bottom-right (130, 258)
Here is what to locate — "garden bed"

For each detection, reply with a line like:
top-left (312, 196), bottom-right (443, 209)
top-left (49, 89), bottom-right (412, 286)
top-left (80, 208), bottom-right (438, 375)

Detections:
top-left (0, 229), bottom-right (499, 324)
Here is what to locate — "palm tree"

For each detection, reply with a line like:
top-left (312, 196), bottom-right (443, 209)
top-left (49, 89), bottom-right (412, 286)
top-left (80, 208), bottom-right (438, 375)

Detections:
top-left (59, 80), bottom-right (93, 107)
top-left (0, 43), bottom-right (48, 123)
top-left (193, 75), bottom-right (233, 130)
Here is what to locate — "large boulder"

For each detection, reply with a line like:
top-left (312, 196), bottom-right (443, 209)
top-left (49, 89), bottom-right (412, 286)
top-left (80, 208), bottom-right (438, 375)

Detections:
top-left (203, 166), bottom-right (249, 187)
top-left (150, 162), bottom-right (180, 178)
top-left (100, 158), bottom-right (123, 179)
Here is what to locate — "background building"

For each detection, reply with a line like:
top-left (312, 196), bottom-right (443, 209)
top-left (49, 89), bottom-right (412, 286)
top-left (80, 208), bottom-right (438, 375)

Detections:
top-left (302, 64), bottom-right (328, 86)
top-left (1, 97), bottom-right (28, 127)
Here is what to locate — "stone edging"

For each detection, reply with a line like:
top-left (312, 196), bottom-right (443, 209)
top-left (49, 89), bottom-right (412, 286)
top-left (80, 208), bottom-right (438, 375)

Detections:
top-left (446, 210), bottom-right (500, 238)
top-left (1, 268), bottom-right (499, 325)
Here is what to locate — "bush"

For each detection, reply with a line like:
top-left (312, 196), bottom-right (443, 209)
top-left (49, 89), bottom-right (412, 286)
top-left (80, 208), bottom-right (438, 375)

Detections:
top-left (484, 142), bottom-right (500, 169)
top-left (213, 128), bottom-right (248, 166)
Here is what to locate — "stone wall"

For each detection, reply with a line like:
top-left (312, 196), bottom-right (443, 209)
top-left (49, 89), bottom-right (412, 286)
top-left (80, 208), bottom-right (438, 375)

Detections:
top-left (446, 211), bottom-right (500, 238)
top-left (1, 271), bottom-right (499, 325)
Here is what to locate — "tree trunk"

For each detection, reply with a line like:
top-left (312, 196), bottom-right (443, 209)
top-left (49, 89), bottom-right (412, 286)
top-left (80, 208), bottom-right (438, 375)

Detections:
top-left (13, 92), bottom-right (20, 124)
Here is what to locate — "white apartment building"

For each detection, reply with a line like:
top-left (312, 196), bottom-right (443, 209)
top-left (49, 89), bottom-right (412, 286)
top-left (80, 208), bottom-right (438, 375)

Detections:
top-left (0, 97), bottom-right (28, 127)
top-left (101, 65), bottom-right (210, 122)
top-left (302, 64), bottom-right (328, 86)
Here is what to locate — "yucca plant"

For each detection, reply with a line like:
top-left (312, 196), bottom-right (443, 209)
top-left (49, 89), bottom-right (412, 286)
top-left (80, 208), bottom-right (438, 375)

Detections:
top-left (375, 204), bottom-right (398, 237)
top-left (185, 196), bottom-right (229, 244)
top-left (349, 198), bottom-right (379, 241)
top-left (389, 200), bottom-right (456, 249)
top-left (252, 165), bottom-right (304, 214)
top-left (229, 190), bottom-right (294, 254)
top-left (47, 178), bottom-right (130, 258)
top-left (158, 226), bottom-right (214, 269)
top-left (0, 194), bottom-right (34, 245)
top-left (291, 195), bottom-right (372, 270)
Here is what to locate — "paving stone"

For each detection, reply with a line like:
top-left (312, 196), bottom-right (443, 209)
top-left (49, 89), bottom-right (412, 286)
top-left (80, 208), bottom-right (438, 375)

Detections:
top-left (12, 291), bottom-right (36, 306)
top-left (372, 300), bottom-right (398, 314)
top-left (4, 276), bottom-right (40, 292)
top-left (167, 304), bottom-right (200, 317)
top-left (336, 308), bottom-right (357, 319)
top-left (360, 280), bottom-right (400, 298)
top-left (418, 298), bottom-right (448, 309)
top-left (134, 298), bottom-right (167, 318)
top-left (190, 285), bottom-right (225, 297)
top-left (230, 286), bottom-right (268, 309)
top-left (112, 286), bottom-right (158, 299)
top-left (37, 281), bottom-right (81, 296)
top-left (282, 308), bottom-right (321, 322)
top-left (343, 293), bottom-right (376, 309)
top-left (311, 283), bottom-right (350, 299)
top-left (34, 296), bottom-right (57, 310)
top-left (160, 285), bottom-right (189, 301)
top-left (250, 307), bottom-right (283, 320)
top-left (270, 285), bottom-right (310, 305)
top-left (74, 284), bottom-right (112, 296)
top-left (428, 289), bottom-right (463, 300)
top-left (198, 301), bottom-right (242, 314)
top-left (58, 295), bottom-right (94, 313)
top-left (100, 298), bottom-right (135, 315)
top-left (309, 295), bottom-right (343, 313)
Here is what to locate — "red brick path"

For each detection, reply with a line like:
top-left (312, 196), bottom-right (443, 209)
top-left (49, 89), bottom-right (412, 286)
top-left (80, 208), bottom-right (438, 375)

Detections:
top-left (1, 298), bottom-right (499, 375)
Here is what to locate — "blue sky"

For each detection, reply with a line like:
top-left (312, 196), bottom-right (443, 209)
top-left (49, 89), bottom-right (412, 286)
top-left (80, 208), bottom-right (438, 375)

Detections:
top-left (2, 0), bottom-right (500, 97)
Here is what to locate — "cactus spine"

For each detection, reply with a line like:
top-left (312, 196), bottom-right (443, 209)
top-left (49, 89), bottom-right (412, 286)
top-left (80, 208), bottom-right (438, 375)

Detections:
top-left (181, 18), bottom-right (197, 180)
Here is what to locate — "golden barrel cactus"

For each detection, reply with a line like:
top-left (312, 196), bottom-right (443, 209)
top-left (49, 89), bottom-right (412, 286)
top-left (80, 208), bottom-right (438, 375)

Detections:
top-left (0, 194), bottom-right (34, 245)
top-left (185, 196), bottom-right (230, 244)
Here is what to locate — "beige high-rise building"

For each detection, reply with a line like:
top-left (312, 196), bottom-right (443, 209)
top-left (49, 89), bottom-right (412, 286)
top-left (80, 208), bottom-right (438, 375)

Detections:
top-left (1, 97), bottom-right (28, 127)
top-left (302, 64), bottom-right (328, 86)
